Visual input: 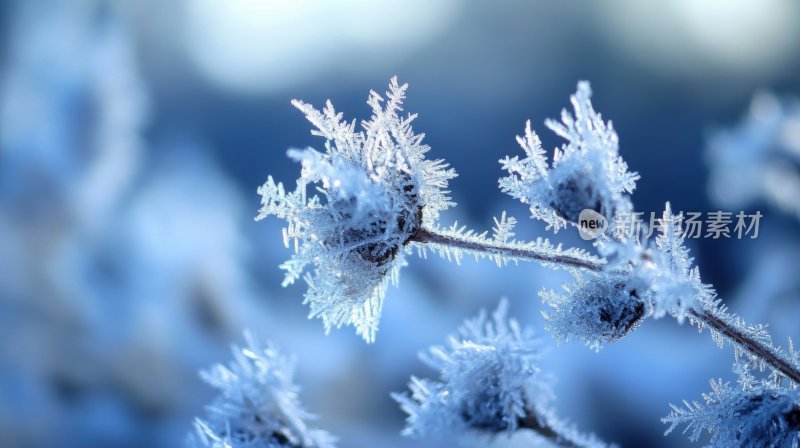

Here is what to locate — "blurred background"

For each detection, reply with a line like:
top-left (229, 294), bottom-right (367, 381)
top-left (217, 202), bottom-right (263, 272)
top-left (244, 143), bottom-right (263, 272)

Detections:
top-left (2, 0), bottom-right (800, 447)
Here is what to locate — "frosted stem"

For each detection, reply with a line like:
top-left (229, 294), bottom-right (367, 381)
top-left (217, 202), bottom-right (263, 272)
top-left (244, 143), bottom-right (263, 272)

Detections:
top-left (410, 227), bottom-right (605, 270)
top-left (517, 413), bottom-right (596, 448)
top-left (689, 308), bottom-right (800, 384)
top-left (414, 226), bottom-right (800, 383)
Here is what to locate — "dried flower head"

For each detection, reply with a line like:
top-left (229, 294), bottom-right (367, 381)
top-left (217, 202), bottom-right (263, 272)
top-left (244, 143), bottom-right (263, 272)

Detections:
top-left (392, 299), bottom-right (547, 438)
top-left (393, 300), bottom-right (613, 447)
top-left (189, 332), bottom-right (336, 448)
top-left (256, 77), bottom-right (456, 342)
top-left (664, 362), bottom-right (800, 447)
top-left (540, 271), bottom-right (647, 351)
top-left (499, 81), bottom-right (639, 232)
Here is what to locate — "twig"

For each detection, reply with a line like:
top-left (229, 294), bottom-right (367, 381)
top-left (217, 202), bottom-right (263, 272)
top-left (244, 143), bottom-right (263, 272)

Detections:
top-left (410, 227), bottom-right (604, 270)
top-left (689, 308), bottom-right (800, 384)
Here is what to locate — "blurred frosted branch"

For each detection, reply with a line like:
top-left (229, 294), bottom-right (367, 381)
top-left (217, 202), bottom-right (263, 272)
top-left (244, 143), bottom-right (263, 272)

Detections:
top-left (189, 331), bottom-right (336, 448)
top-left (707, 92), bottom-right (800, 220)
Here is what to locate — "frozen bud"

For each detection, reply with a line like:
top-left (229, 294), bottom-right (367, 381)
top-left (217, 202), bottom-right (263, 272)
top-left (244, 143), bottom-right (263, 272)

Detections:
top-left (256, 78), bottom-right (456, 342)
top-left (500, 82), bottom-right (639, 232)
top-left (664, 369), bottom-right (800, 447)
top-left (541, 273), bottom-right (647, 351)
top-left (394, 300), bottom-right (614, 447)
top-left (189, 332), bottom-right (336, 448)
top-left (393, 300), bottom-right (548, 437)
top-left (547, 174), bottom-right (605, 224)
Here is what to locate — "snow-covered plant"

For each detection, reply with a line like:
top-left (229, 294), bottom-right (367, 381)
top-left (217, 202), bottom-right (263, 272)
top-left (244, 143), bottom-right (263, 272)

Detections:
top-left (540, 271), bottom-right (646, 351)
top-left (707, 92), bottom-right (800, 220)
top-left (392, 299), bottom-right (612, 447)
top-left (496, 83), bottom-right (798, 373)
top-left (257, 78), bottom-right (602, 342)
top-left (256, 77), bottom-right (456, 342)
top-left (255, 78), bottom-right (800, 445)
top-left (539, 203), bottom-right (714, 351)
top-left (497, 82), bottom-right (800, 443)
top-left (499, 82), bottom-right (639, 232)
top-left (189, 332), bottom-right (336, 448)
top-left (664, 361), bottom-right (800, 447)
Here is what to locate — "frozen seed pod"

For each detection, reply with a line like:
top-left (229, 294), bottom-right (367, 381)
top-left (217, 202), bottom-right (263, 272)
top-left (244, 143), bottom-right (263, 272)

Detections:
top-left (540, 273), bottom-right (647, 351)
top-left (256, 77), bottom-right (456, 342)
top-left (500, 82), bottom-right (639, 232)
top-left (394, 300), bottom-right (614, 447)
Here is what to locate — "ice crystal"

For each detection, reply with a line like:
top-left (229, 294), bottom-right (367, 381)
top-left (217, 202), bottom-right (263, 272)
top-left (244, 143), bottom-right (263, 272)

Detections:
top-left (499, 82), bottom-right (639, 232)
top-left (607, 203), bottom-right (713, 322)
top-left (256, 77), bottom-right (456, 342)
top-left (664, 362), bottom-right (800, 447)
top-left (189, 332), bottom-right (336, 448)
top-left (393, 300), bottom-right (612, 447)
top-left (645, 203), bottom-right (716, 322)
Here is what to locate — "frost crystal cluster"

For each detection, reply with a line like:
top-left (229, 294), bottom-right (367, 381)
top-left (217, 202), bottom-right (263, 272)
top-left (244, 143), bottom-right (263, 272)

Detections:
top-left (539, 202), bottom-right (712, 349)
top-left (393, 300), bottom-right (611, 447)
top-left (643, 203), bottom-right (716, 321)
top-left (540, 272), bottom-right (645, 351)
top-left (256, 77), bottom-right (456, 342)
top-left (499, 82), bottom-right (639, 232)
top-left (189, 332), bottom-right (336, 448)
top-left (664, 362), bottom-right (800, 447)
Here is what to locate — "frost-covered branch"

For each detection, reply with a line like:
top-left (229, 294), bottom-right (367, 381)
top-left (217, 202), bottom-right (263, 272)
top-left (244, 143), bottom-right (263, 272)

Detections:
top-left (255, 77), bottom-right (800, 384)
top-left (393, 300), bottom-right (613, 448)
top-left (689, 306), bottom-right (800, 385)
top-left (503, 83), bottom-right (800, 388)
top-left (256, 78), bottom-right (599, 342)
top-left (409, 225), bottom-right (605, 270)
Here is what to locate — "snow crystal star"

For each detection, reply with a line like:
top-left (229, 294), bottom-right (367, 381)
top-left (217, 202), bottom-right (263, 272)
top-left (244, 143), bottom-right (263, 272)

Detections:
top-left (500, 81), bottom-right (639, 233)
top-left (188, 332), bottom-right (336, 448)
top-left (393, 299), bottom-right (613, 448)
top-left (256, 77), bottom-right (456, 343)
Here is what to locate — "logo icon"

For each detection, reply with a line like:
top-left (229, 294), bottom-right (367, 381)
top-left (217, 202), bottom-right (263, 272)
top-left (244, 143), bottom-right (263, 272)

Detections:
top-left (578, 209), bottom-right (607, 240)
